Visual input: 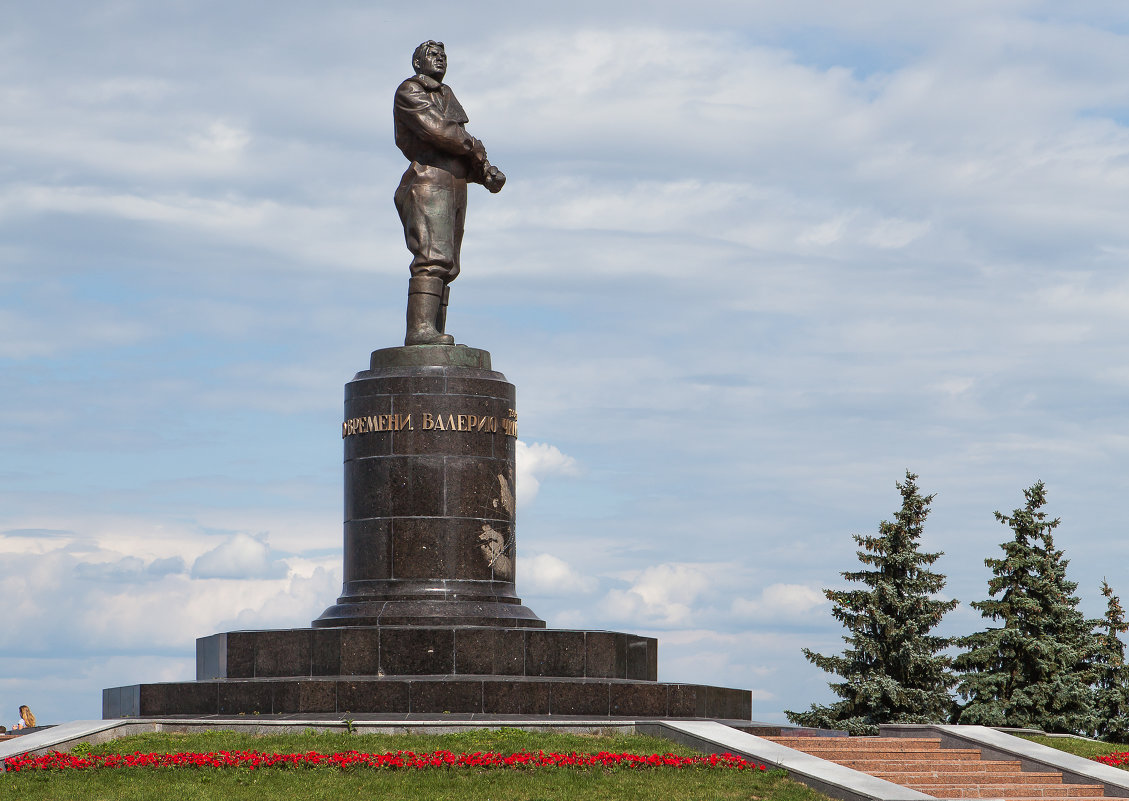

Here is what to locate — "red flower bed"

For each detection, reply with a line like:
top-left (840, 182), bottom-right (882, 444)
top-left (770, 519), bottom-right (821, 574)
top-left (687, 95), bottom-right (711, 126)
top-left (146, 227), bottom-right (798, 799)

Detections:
top-left (1093, 752), bottom-right (1129, 767)
top-left (4, 749), bottom-right (766, 773)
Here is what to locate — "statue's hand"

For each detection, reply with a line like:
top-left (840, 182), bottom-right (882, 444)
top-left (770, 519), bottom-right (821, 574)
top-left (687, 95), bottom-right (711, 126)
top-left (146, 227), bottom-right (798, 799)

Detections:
top-left (484, 165), bottom-right (506, 194)
top-left (470, 138), bottom-right (487, 165)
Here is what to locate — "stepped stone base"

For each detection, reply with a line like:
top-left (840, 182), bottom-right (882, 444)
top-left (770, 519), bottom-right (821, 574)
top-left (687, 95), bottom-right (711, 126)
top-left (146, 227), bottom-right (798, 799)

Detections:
top-left (196, 626), bottom-right (658, 681)
top-left (100, 345), bottom-right (755, 724)
top-left (104, 624), bottom-right (752, 721)
top-left (104, 676), bottom-right (751, 719)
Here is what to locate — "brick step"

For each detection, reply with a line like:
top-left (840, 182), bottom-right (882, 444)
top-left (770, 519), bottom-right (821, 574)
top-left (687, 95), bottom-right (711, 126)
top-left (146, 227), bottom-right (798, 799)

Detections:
top-left (778, 746), bottom-right (986, 761)
top-left (1002, 797), bottom-right (1107, 801)
top-left (769, 737), bottom-right (944, 750)
top-left (871, 773), bottom-right (1063, 785)
top-left (764, 734), bottom-right (1105, 801)
top-left (839, 760), bottom-right (1024, 772)
top-left (906, 785), bottom-right (1105, 798)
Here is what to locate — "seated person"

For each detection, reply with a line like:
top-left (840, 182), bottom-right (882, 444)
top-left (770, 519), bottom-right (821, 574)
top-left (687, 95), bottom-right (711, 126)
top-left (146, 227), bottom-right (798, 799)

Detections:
top-left (12, 705), bottom-right (35, 731)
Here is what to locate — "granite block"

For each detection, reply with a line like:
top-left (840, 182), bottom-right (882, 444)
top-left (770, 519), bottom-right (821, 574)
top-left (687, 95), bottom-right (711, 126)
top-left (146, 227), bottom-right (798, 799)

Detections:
top-left (342, 518), bottom-right (393, 583)
top-left (706, 686), bottom-right (752, 719)
top-left (218, 682), bottom-right (272, 715)
top-left (102, 687), bottom-right (120, 719)
top-left (270, 681), bottom-right (300, 714)
top-left (343, 457), bottom-right (390, 520)
top-left (339, 628), bottom-right (381, 675)
top-left (483, 680), bottom-right (550, 714)
top-left (584, 632), bottom-right (624, 679)
top-left (610, 682), bottom-right (668, 717)
top-left (379, 627), bottom-right (455, 675)
top-left (124, 685), bottom-right (140, 717)
top-left (343, 392), bottom-right (392, 420)
top-left (196, 633), bottom-right (225, 680)
top-left (311, 628), bottom-right (342, 676)
top-left (389, 456), bottom-right (446, 517)
top-left (497, 433), bottom-right (515, 464)
top-left (549, 681), bottom-right (609, 716)
top-left (381, 374), bottom-right (447, 396)
top-left (410, 679), bottom-right (483, 713)
top-left (667, 684), bottom-right (708, 718)
top-left (444, 376), bottom-right (514, 400)
top-left (254, 630), bottom-right (311, 678)
top-left (272, 680), bottom-right (337, 713)
top-left (391, 517), bottom-right (495, 581)
top-left (626, 637), bottom-right (657, 681)
top-left (140, 682), bottom-right (217, 716)
top-left (298, 681), bottom-right (339, 713)
top-left (527, 630), bottom-right (585, 677)
top-left (225, 632), bottom-right (255, 679)
top-left (454, 628), bottom-right (525, 675)
top-left (337, 679), bottom-right (410, 713)
top-left (343, 429), bottom-right (392, 460)
top-left (343, 380), bottom-right (393, 404)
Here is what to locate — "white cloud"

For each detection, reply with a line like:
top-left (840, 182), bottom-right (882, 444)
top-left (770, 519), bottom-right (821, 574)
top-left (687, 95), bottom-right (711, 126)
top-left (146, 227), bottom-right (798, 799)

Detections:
top-left (218, 567), bottom-right (340, 631)
top-left (189, 121), bottom-right (251, 155)
top-left (731, 584), bottom-right (828, 619)
top-left (0, 524), bottom-right (340, 662)
top-left (603, 563), bottom-right (717, 628)
top-left (191, 533), bottom-right (288, 580)
top-left (515, 440), bottom-right (580, 506)
top-left (517, 553), bottom-right (597, 596)
top-left (74, 555), bottom-right (186, 583)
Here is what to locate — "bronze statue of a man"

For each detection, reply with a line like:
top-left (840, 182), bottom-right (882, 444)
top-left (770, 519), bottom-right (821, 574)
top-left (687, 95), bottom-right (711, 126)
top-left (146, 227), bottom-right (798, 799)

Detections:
top-left (394, 40), bottom-right (505, 346)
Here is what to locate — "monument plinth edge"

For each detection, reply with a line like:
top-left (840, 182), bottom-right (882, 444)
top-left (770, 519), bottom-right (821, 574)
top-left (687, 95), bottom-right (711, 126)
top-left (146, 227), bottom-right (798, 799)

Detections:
top-left (371, 344), bottom-right (490, 371)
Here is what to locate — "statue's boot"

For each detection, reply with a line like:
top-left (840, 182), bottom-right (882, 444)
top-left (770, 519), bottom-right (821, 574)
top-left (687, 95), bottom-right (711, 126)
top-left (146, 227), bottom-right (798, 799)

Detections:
top-left (435, 283), bottom-right (450, 334)
top-left (405, 275), bottom-right (455, 345)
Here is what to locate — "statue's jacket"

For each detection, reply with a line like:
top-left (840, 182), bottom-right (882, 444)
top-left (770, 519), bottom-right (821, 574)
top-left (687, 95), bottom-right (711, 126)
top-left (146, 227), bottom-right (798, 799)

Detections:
top-left (393, 73), bottom-right (481, 279)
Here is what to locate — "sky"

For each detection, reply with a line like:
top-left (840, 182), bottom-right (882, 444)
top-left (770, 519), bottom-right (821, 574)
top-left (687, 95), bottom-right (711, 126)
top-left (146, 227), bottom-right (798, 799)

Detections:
top-left (3, 0), bottom-right (1129, 727)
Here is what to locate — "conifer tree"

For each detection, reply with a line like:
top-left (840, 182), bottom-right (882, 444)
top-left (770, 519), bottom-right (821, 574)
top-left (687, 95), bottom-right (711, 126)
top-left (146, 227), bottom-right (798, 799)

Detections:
top-left (954, 481), bottom-right (1094, 733)
top-left (786, 471), bottom-right (959, 734)
top-left (1092, 579), bottom-right (1129, 741)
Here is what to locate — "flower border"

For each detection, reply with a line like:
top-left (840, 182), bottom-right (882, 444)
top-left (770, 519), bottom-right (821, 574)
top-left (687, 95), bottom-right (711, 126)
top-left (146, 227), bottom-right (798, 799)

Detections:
top-left (5, 749), bottom-right (767, 773)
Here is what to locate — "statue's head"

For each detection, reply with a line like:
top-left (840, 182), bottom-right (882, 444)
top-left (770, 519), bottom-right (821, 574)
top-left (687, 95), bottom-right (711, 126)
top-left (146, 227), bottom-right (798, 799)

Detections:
top-left (412, 40), bottom-right (446, 82)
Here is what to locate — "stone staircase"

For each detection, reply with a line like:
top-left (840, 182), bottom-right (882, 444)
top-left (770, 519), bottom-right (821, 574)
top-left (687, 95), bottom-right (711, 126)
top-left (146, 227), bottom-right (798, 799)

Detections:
top-left (765, 736), bottom-right (1107, 801)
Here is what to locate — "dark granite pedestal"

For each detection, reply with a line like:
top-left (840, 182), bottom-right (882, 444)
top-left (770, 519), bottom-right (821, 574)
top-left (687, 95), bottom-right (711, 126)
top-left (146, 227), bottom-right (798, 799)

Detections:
top-left (315, 345), bottom-right (541, 628)
top-left (103, 346), bottom-right (752, 721)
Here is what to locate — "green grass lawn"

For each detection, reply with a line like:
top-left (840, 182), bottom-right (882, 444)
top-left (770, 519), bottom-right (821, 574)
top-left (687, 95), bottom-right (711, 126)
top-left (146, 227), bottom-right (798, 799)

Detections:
top-left (0, 727), bottom-right (829, 801)
top-left (1017, 734), bottom-right (1129, 762)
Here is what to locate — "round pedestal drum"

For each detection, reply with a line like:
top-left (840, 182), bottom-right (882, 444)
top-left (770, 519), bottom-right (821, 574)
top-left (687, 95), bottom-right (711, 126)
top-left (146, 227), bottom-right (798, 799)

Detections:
top-left (313, 345), bottom-right (544, 628)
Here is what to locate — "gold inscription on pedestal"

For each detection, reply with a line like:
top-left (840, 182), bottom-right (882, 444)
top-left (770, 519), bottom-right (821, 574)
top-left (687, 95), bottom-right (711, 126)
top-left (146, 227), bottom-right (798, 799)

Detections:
top-left (341, 413), bottom-right (413, 437)
top-left (342, 408), bottom-right (517, 439)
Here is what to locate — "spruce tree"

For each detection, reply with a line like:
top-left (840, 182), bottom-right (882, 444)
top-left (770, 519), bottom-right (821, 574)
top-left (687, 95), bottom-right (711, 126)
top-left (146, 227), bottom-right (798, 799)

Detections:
top-left (786, 471), bottom-right (959, 734)
top-left (1092, 580), bottom-right (1129, 741)
top-left (954, 481), bottom-right (1094, 733)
